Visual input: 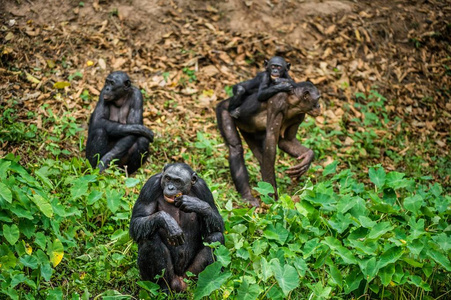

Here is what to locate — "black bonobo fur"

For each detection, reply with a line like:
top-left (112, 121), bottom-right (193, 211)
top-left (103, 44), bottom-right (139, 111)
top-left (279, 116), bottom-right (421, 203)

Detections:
top-left (86, 71), bottom-right (154, 174)
top-left (216, 82), bottom-right (321, 207)
top-left (227, 56), bottom-right (295, 117)
top-left (129, 163), bottom-right (224, 292)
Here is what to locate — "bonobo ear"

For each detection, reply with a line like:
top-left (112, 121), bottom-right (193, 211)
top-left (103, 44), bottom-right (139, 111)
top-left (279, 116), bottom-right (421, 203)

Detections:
top-left (191, 173), bottom-right (198, 185)
top-left (264, 59), bottom-right (269, 68)
top-left (125, 80), bottom-right (131, 89)
top-left (286, 62), bottom-right (291, 71)
top-left (163, 164), bottom-right (170, 172)
top-left (303, 91), bottom-right (310, 100)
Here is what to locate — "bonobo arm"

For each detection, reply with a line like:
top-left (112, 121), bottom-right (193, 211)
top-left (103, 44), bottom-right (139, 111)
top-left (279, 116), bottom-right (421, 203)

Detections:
top-left (129, 175), bottom-right (184, 246)
top-left (174, 179), bottom-right (224, 236)
top-left (261, 93), bottom-right (288, 197)
top-left (278, 120), bottom-right (315, 178)
top-left (92, 89), bottom-right (154, 141)
top-left (257, 73), bottom-right (293, 102)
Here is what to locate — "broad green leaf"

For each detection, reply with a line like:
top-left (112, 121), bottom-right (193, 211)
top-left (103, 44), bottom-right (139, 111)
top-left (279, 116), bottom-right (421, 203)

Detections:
top-left (252, 239), bottom-right (268, 256)
top-left (31, 194), bottom-right (53, 218)
top-left (358, 257), bottom-right (378, 281)
top-left (125, 178), bottom-right (140, 188)
top-left (407, 238), bottom-right (425, 256)
top-left (20, 255), bottom-right (38, 269)
top-left (349, 239), bottom-right (378, 256)
top-left (53, 81), bottom-right (71, 89)
top-left (34, 232), bottom-right (47, 250)
top-left (253, 181), bottom-right (274, 196)
top-left (41, 263), bottom-right (53, 281)
top-left (263, 223), bottom-right (289, 245)
top-left (87, 190), bottom-right (103, 205)
top-left (378, 264), bottom-right (395, 286)
top-left (369, 167), bottom-right (386, 188)
top-left (344, 268), bottom-right (363, 294)
top-left (311, 281), bottom-right (332, 298)
top-left (322, 237), bottom-right (357, 265)
top-left (237, 278), bottom-right (261, 300)
top-left (409, 217), bottom-right (425, 240)
top-left (137, 281), bottom-right (160, 296)
top-left (368, 222), bottom-right (394, 239)
top-left (260, 257), bottom-right (273, 281)
top-left (359, 216), bottom-right (376, 228)
top-left (337, 195), bottom-right (358, 214)
top-left (329, 262), bottom-right (343, 287)
top-left (46, 287), bottom-right (63, 300)
top-left (404, 194), bottom-right (424, 214)
top-left (3, 224), bottom-right (20, 245)
top-left (432, 233), bottom-right (451, 252)
top-left (49, 239), bottom-right (64, 267)
top-left (408, 275), bottom-right (432, 291)
top-left (0, 182), bottom-right (13, 203)
top-left (377, 246), bottom-right (403, 270)
top-left (0, 160), bottom-right (11, 180)
top-left (386, 172), bottom-right (408, 189)
top-left (194, 261), bottom-right (231, 300)
top-left (306, 192), bottom-right (336, 205)
top-left (106, 189), bottom-right (123, 213)
top-left (11, 274), bottom-right (27, 288)
top-left (402, 257), bottom-right (423, 268)
top-left (427, 249), bottom-right (451, 271)
top-left (303, 238), bottom-right (319, 259)
top-left (215, 244), bottom-right (231, 267)
top-left (270, 259), bottom-right (299, 296)
top-left (323, 160), bottom-right (339, 176)
top-left (293, 257), bottom-right (307, 278)
top-left (328, 213), bottom-right (353, 234)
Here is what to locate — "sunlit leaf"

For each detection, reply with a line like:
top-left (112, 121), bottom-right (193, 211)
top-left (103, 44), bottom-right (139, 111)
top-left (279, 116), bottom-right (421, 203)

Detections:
top-left (237, 278), bottom-right (261, 300)
top-left (49, 239), bottom-right (64, 267)
top-left (427, 249), bottom-right (451, 271)
top-left (377, 246), bottom-right (403, 270)
top-left (53, 81), bottom-right (71, 89)
top-left (31, 194), bottom-right (53, 218)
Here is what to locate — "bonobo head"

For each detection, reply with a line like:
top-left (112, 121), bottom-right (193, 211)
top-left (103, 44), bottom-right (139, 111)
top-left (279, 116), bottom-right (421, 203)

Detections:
top-left (292, 81), bottom-right (321, 117)
top-left (264, 56), bottom-right (291, 80)
top-left (161, 163), bottom-right (198, 204)
top-left (102, 71), bottom-right (132, 102)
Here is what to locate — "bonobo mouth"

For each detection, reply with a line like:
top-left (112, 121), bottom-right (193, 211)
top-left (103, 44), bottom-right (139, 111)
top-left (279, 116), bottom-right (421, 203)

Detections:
top-left (271, 74), bottom-right (280, 80)
top-left (164, 193), bottom-right (183, 204)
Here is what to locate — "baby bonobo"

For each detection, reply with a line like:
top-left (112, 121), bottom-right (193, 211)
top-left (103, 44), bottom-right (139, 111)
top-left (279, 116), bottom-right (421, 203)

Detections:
top-left (129, 163), bottom-right (224, 292)
top-left (86, 71), bottom-right (154, 174)
top-left (228, 56), bottom-right (294, 118)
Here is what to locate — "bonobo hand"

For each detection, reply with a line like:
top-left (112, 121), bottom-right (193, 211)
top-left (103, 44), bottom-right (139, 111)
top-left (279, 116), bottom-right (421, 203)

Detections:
top-left (174, 195), bottom-right (210, 214)
top-left (165, 217), bottom-right (185, 246)
top-left (273, 78), bottom-right (291, 85)
top-left (286, 150), bottom-right (314, 178)
top-left (275, 81), bottom-right (293, 92)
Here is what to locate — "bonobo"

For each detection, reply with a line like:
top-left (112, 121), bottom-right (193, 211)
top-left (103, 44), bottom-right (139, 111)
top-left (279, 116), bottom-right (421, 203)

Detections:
top-left (216, 81), bottom-right (321, 207)
top-left (86, 71), bottom-right (154, 174)
top-left (129, 163), bottom-right (224, 292)
top-left (228, 56), bottom-right (294, 118)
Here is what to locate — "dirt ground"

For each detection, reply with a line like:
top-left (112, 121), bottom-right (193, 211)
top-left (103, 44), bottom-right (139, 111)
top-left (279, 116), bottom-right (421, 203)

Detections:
top-left (0, 0), bottom-right (450, 176)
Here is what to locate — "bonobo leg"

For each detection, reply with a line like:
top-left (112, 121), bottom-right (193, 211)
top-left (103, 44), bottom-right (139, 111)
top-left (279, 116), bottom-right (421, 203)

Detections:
top-left (121, 136), bottom-right (150, 174)
top-left (187, 232), bottom-right (225, 275)
top-left (86, 128), bottom-right (109, 168)
top-left (241, 132), bottom-right (264, 165)
top-left (216, 101), bottom-right (259, 207)
top-left (138, 235), bottom-right (176, 291)
top-left (97, 135), bottom-right (139, 172)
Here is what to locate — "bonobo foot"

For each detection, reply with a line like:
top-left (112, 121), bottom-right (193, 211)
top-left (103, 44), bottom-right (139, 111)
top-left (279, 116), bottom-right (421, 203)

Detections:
top-left (230, 108), bottom-right (241, 119)
top-left (170, 276), bottom-right (187, 292)
top-left (243, 195), bottom-right (260, 207)
top-left (286, 150), bottom-right (314, 178)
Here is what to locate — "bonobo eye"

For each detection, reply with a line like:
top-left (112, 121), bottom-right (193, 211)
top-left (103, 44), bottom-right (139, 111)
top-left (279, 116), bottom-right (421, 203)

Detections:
top-left (164, 175), bottom-right (170, 182)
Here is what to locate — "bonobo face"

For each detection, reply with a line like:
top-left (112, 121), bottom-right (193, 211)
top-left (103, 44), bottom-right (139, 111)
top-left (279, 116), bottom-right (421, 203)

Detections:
top-left (102, 71), bottom-right (131, 102)
top-left (292, 82), bottom-right (321, 116)
top-left (266, 56), bottom-right (290, 80)
top-left (161, 164), bottom-right (198, 204)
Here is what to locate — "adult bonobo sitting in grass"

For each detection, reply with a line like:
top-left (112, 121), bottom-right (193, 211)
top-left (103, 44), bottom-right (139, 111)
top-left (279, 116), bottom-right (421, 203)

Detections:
top-left (216, 81), bottom-right (321, 207)
top-left (129, 163), bottom-right (224, 292)
top-left (86, 71), bottom-right (154, 174)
